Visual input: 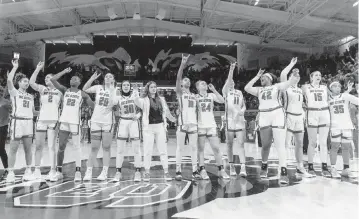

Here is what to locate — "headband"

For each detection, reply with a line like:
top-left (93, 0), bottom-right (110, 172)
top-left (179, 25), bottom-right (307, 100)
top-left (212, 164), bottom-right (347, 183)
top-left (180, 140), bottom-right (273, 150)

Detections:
top-left (262, 73), bottom-right (273, 81)
top-left (329, 81), bottom-right (341, 88)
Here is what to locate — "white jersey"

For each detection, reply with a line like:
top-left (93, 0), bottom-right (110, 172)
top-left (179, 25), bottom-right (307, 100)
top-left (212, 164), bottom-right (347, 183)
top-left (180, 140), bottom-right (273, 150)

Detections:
top-left (285, 86), bottom-right (304, 115)
top-left (224, 89), bottom-right (244, 119)
top-left (329, 93), bottom-right (359, 130)
top-left (88, 85), bottom-right (115, 124)
top-left (258, 85), bottom-right (282, 111)
top-left (115, 92), bottom-right (138, 119)
top-left (38, 86), bottom-right (62, 121)
top-left (178, 90), bottom-right (197, 126)
top-left (196, 93), bottom-right (219, 128)
top-left (59, 89), bottom-right (83, 125)
top-left (9, 89), bottom-right (34, 119)
top-left (303, 84), bottom-right (328, 109)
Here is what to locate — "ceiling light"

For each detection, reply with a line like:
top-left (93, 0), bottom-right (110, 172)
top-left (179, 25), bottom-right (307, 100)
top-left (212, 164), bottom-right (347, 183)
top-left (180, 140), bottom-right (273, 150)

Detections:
top-left (354, 1), bottom-right (359, 7)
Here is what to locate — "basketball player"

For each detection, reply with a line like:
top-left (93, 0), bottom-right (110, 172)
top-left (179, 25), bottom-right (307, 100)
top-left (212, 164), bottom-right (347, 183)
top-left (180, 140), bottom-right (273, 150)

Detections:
top-left (280, 58), bottom-right (314, 178)
top-left (302, 71), bottom-right (331, 177)
top-left (29, 61), bottom-right (63, 180)
top-left (113, 81), bottom-right (142, 182)
top-left (245, 68), bottom-right (299, 184)
top-left (196, 81), bottom-right (229, 180)
top-left (0, 85), bottom-right (11, 181)
top-left (328, 81), bottom-right (358, 178)
top-left (50, 69), bottom-right (94, 182)
top-left (133, 81), bottom-right (176, 181)
top-left (82, 72), bottom-right (116, 181)
top-left (175, 54), bottom-right (201, 181)
top-left (222, 62), bottom-right (247, 177)
top-left (6, 60), bottom-right (36, 183)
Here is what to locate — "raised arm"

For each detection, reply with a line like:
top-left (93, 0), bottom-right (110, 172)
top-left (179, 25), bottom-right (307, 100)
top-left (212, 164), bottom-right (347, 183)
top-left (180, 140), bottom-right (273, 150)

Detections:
top-left (7, 60), bottom-right (19, 95)
top-left (81, 91), bottom-right (94, 109)
top-left (244, 69), bottom-right (264, 96)
top-left (29, 61), bottom-right (45, 92)
top-left (50, 67), bottom-right (72, 94)
top-left (275, 73), bottom-right (300, 91)
top-left (345, 93), bottom-right (359, 106)
top-left (280, 57), bottom-right (297, 82)
top-left (83, 71), bottom-right (101, 92)
top-left (208, 84), bottom-right (224, 103)
top-left (345, 81), bottom-right (354, 94)
top-left (176, 54), bottom-right (190, 94)
top-left (222, 62), bottom-right (237, 95)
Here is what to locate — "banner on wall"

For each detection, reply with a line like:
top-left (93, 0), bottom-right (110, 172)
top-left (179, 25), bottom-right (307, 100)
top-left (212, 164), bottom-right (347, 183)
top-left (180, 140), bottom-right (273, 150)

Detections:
top-left (45, 36), bottom-right (237, 81)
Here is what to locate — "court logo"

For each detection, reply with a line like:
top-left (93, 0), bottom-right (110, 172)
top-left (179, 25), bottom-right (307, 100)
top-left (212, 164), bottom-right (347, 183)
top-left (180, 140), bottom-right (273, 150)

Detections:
top-left (14, 179), bottom-right (191, 208)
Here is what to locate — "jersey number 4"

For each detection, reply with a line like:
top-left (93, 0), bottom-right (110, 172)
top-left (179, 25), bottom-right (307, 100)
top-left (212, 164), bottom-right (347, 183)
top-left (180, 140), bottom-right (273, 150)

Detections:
top-left (333, 105), bottom-right (344, 114)
top-left (261, 91), bottom-right (272, 100)
top-left (200, 103), bottom-right (211, 112)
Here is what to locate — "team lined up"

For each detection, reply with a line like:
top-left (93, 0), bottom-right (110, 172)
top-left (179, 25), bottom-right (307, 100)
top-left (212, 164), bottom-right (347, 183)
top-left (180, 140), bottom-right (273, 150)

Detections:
top-left (3, 54), bottom-right (358, 183)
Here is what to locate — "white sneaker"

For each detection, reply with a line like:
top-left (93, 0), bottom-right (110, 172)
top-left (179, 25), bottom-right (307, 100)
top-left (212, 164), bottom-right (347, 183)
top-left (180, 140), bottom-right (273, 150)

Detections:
top-left (134, 171), bottom-right (142, 182)
top-left (6, 171), bottom-right (16, 183)
top-left (219, 169), bottom-right (230, 179)
top-left (331, 167), bottom-right (341, 178)
top-left (239, 164), bottom-right (247, 177)
top-left (46, 169), bottom-right (56, 181)
top-left (96, 170), bottom-right (108, 181)
top-left (229, 164), bottom-right (236, 176)
top-left (74, 171), bottom-right (82, 182)
top-left (50, 172), bottom-right (63, 182)
top-left (33, 168), bottom-right (42, 180)
top-left (296, 167), bottom-right (315, 178)
top-left (200, 169), bottom-right (210, 180)
top-left (113, 172), bottom-right (122, 182)
top-left (23, 168), bottom-right (33, 181)
top-left (83, 169), bottom-right (92, 181)
top-left (341, 168), bottom-right (354, 178)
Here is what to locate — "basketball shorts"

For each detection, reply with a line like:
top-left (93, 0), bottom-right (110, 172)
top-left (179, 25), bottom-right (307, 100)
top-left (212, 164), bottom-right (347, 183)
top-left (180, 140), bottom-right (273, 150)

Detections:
top-left (307, 109), bottom-right (330, 128)
top-left (177, 124), bottom-right (197, 134)
top-left (331, 129), bottom-right (352, 142)
top-left (60, 122), bottom-right (80, 135)
top-left (9, 118), bottom-right (33, 140)
top-left (286, 113), bottom-right (304, 133)
top-left (226, 116), bottom-right (245, 132)
top-left (258, 108), bottom-right (285, 130)
top-left (36, 120), bottom-right (57, 132)
top-left (198, 127), bottom-right (217, 137)
top-left (117, 118), bottom-right (141, 140)
top-left (90, 121), bottom-right (113, 133)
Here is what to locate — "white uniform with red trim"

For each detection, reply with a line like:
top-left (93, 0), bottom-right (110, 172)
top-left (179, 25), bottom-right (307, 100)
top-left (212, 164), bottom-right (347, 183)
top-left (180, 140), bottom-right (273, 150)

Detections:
top-left (285, 86), bottom-right (304, 133)
top-left (196, 93), bottom-right (218, 136)
top-left (177, 90), bottom-right (197, 133)
top-left (36, 86), bottom-right (62, 131)
top-left (303, 84), bottom-right (330, 127)
top-left (59, 89), bottom-right (83, 134)
top-left (224, 89), bottom-right (245, 131)
top-left (9, 89), bottom-right (34, 140)
top-left (329, 93), bottom-right (358, 141)
top-left (88, 85), bottom-right (115, 132)
top-left (115, 92), bottom-right (141, 140)
top-left (257, 85), bottom-right (285, 129)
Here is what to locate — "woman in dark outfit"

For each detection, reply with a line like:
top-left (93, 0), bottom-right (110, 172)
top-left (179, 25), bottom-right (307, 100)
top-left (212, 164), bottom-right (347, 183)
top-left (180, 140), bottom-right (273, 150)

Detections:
top-left (0, 85), bottom-right (11, 180)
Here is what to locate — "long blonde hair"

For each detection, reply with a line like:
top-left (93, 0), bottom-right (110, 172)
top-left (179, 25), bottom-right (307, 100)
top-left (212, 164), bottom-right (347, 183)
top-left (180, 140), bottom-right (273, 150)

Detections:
top-left (143, 81), bottom-right (163, 112)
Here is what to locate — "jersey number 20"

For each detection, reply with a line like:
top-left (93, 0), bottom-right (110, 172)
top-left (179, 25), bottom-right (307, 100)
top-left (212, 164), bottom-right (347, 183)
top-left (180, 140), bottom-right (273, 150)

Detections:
top-left (99, 97), bottom-right (109, 107)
